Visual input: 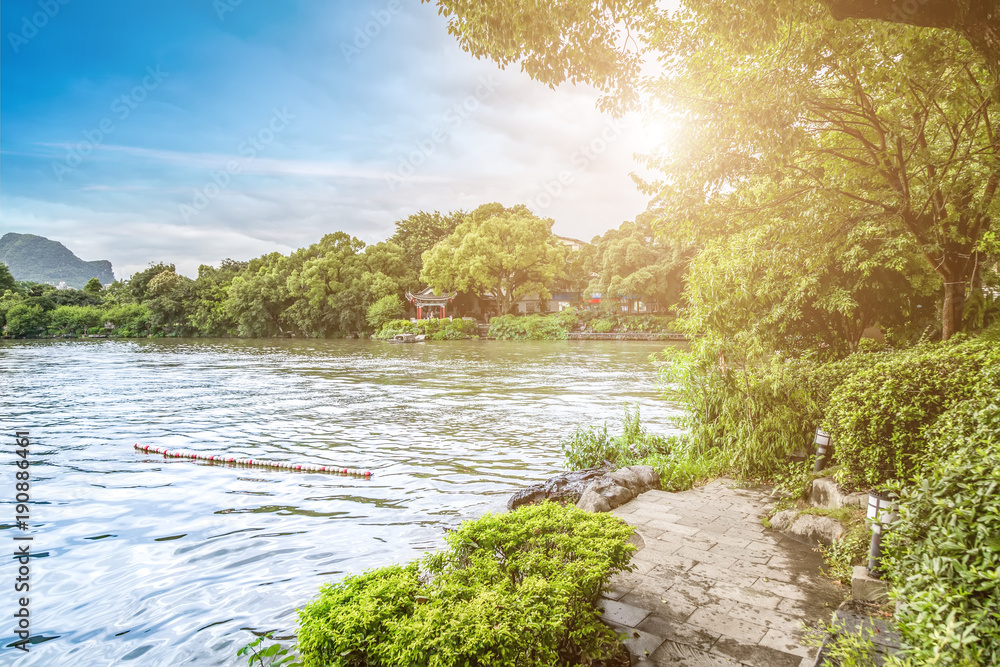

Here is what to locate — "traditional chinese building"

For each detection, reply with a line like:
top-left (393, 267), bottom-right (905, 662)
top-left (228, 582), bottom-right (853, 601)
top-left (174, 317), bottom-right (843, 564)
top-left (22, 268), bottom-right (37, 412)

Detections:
top-left (405, 287), bottom-right (457, 319)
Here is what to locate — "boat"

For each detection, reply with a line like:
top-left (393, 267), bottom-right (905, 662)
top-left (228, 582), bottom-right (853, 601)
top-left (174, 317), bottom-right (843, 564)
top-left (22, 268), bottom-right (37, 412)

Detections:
top-left (388, 333), bottom-right (425, 343)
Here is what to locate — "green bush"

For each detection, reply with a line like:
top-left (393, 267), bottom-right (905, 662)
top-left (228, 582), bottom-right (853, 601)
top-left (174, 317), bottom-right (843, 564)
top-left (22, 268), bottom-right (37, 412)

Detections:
top-left (105, 303), bottom-right (151, 337)
top-left (884, 385), bottom-right (1000, 666)
top-left (591, 319), bottom-right (614, 333)
top-left (375, 318), bottom-right (478, 341)
top-left (366, 295), bottom-right (405, 331)
top-left (4, 303), bottom-right (48, 338)
top-left (663, 345), bottom-right (887, 479)
top-left (562, 406), bottom-right (724, 491)
top-left (488, 314), bottom-right (569, 340)
top-left (297, 502), bottom-right (636, 667)
top-left (554, 307), bottom-right (579, 331)
top-left (824, 338), bottom-right (1000, 488)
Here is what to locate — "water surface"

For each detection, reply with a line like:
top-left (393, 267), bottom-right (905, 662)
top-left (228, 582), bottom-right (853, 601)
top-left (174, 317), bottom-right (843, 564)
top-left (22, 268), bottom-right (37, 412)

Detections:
top-left (0, 339), bottom-right (681, 665)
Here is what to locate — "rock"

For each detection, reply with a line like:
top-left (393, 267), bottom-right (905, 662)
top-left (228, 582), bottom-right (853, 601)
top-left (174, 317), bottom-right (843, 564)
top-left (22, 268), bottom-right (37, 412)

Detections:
top-left (577, 488), bottom-right (612, 513)
top-left (576, 474), bottom-right (637, 513)
top-left (604, 483), bottom-right (637, 507)
top-left (511, 464), bottom-right (660, 515)
top-left (506, 465), bottom-right (611, 511)
top-left (775, 512), bottom-right (845, 547)
top-left (810, 477), bottom-right (868, 510)
top-left (628, 465), bottom-right (660, 491)
top-left (851, 566), bottom-right (889, 602)
top-left (769, 510), bottom-right (797, 533)
top-left (608, 467), bottom-right (643, 494)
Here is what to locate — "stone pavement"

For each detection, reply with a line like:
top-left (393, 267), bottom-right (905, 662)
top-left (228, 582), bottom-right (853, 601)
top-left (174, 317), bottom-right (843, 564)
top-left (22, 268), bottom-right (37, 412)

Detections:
top-left (600, 479), bottom-right (844, 666)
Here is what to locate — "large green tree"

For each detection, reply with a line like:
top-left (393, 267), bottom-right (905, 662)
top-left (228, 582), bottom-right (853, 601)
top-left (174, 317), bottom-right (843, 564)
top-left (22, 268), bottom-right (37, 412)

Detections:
top-left (426, 1), bottom-right (999, 340)
top-left (226, 253), bottom-right (294, 337)
top-left (645, 10), bottom-right (997, 339)
top-left (588, 214), bottom-right (691, 310)
top-left (388, 210), bottom-right (465, 277)
top-left (421, 203), bottom-right (566, 315)
top-left (424, 0), bottom-right (1000, 97)
top-left (188, 259), bottom-right (247, 336)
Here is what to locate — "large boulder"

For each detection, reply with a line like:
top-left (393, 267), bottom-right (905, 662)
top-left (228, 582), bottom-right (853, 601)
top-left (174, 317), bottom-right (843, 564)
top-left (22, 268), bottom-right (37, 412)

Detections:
top-left (810, 477), bottom-right (867, 510)
top-left (771, 510), bottom-right (845, 546)
top-left (575, 465), bottom-right (661, 513)
top-left (506, 465), bottom-right (611, 511)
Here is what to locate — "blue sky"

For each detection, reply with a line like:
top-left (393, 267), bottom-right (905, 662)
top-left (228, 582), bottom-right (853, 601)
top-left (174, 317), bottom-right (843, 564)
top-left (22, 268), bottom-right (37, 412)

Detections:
top-left (1, 0), bottom-right (651, 278)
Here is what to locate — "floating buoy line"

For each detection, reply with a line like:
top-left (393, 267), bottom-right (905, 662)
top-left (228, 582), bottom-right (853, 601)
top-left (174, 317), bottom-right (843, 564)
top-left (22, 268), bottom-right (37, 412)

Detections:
top-left (133, 444), bottom-right (372, 477)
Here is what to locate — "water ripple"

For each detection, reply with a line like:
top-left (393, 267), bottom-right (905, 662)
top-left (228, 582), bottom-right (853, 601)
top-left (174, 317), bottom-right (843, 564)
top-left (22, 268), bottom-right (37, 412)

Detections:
top-left (0, 338), bottom-right (682, 665)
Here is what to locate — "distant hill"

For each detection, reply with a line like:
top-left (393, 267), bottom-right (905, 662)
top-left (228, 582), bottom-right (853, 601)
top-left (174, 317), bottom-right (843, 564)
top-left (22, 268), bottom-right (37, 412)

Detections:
top-left (0, 233), bottom-right (115, 289)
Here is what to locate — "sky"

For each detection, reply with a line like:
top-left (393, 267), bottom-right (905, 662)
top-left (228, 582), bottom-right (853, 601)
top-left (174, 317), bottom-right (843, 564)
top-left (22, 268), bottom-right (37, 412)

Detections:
top-left (1, 0), bottom-right (654, 279)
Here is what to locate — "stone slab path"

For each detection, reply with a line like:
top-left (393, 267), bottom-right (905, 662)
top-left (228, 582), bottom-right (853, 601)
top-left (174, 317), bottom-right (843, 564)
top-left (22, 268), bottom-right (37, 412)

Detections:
top-left (600, 479), bottom-right (844, 666)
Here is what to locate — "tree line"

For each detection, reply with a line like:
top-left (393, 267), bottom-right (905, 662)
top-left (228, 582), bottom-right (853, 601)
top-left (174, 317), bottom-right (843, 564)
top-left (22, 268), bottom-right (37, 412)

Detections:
top-left (0, 204), bottom-right (692, 339)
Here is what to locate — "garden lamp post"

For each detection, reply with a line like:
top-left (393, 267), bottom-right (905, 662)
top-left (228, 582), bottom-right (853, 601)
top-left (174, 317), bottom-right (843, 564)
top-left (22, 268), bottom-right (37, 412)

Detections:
top-left (867, 490), bottom-right (897, 579)
top-left (813, 429), bottom-right (832, 473)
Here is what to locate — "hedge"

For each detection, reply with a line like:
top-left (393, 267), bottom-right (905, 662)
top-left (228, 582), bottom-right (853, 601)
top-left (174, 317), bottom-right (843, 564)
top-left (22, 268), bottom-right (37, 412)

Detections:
top-left (297, 502), bottom-right (636, 667)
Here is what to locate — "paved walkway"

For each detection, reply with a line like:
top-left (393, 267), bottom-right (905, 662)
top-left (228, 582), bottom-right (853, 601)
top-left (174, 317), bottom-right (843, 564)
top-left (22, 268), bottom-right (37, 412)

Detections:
top-left (600, 479), bottom-right (844, 666)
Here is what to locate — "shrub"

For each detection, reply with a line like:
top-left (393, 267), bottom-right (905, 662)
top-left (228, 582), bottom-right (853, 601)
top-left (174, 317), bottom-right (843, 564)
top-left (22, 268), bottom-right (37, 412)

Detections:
top-left (105, 303), bottom-right (151, 337)
top-left (884, 386), bottom-right (1000, 666)
top-left (554, 307), bottom-right (579, 330)
top-left (375, 317), bottom-right (478, 340)
top-left (297, 502), bottom-right (636, 667)
top-left (49, 304), bottom-right (104, 335)
top-left (824, 338), bottom-right (1000, 488)
top-left (488, 314), bottom-right (569, 340)
top-left (591, 319), bottom-right (614, 333)
top-left (663, 345), bottom-right (887, 479)
top-left (4, 303), bottom-right (48, 338)
top-left (366, 295), bottom-right (405, 331)
top-left (562, 406), bottom-right (724, 491)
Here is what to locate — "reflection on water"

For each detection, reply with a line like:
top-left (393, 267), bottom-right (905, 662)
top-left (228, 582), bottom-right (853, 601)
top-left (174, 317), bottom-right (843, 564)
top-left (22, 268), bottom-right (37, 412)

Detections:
top-left (0, 339), bottom-right (682, 665)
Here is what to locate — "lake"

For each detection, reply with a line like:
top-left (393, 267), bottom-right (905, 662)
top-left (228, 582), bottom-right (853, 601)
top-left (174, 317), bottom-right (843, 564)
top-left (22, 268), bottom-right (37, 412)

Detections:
top-left (0, 339), bottom-right (683, 666)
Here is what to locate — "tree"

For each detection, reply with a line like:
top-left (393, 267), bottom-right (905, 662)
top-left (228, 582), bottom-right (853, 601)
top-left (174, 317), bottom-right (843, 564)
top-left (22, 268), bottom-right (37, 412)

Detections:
top-left (388, 210), bottom-right (465, 277)
top-left (188, 259), bottom-right (247, 336)
top-left (424, 0), bottom-right (1000, 98)
top-left (427, 1), bottom-right (997, 339)
top-left (49, 305), bottom-right (104, 335)
top-left (0, 263), bottom-right (16, 293)
top-left (645, 11), bottom-right (997, 339)
top-left (144, 269), bottom-right (195, 334)
top-left (4, 303), bottom-right (47, 338)
top-left (819, 0), bottom-right (1000, 74)
top-left (367, 294), bottom-right (405, 331)
top-left (588, 214), bottom-right (692, 310)
top-left (283, 232), bottom-right (367, 337)
top-left (226, 253), bottom-right (294, 337)
top-left (421, 203), bottom-right (566, 315)
top-left (680, 214), bottom-right (939, 356)
top-left (129, 262), bottom-right (176, 301)
top-left (83, 277), bottom-right (104, 297)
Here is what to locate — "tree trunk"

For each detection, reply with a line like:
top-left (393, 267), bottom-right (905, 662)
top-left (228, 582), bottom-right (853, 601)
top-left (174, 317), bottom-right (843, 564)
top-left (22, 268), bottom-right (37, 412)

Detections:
top-left (941, 279), bottom-right (966, 340)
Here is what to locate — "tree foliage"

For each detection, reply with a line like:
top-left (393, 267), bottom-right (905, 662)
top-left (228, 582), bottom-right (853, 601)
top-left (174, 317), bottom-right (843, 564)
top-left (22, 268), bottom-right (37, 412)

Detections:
top-left (587, 213), bottom-right (691, 309)
top-left (421, 203), bottom-right (566, 315)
